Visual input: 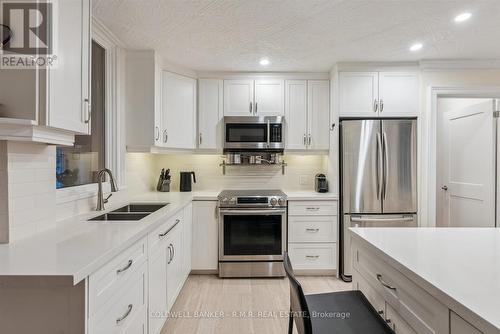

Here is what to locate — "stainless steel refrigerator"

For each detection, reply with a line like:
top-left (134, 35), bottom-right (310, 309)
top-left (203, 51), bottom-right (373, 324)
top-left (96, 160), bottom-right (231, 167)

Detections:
top-left (340, 119), bottom-right (418, 280)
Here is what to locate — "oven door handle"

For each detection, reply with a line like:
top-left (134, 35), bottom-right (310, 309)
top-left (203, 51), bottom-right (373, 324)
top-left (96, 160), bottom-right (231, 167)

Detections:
top-left (219, 209), bottom-right (286, 215)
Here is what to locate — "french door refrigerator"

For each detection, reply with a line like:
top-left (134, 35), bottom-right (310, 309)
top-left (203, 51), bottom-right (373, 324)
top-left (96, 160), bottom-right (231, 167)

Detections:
top-left (340, 119), bottom-right (417, 281)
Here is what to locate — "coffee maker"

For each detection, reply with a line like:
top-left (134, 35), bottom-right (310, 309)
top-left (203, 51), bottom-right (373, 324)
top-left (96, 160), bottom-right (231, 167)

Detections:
top-left (315, 174), bottom-right (328, 193)
top-left (180, 171), bottom-right (196, 192)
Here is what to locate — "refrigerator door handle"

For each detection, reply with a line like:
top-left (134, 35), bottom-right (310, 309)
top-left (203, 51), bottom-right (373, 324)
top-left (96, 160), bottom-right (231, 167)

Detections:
top-left (376, 132), bottom-right (383, 200)
top-left (350, 216), bottom-right (415, 223)
top-left (382, 131), bottom-right (389, 199)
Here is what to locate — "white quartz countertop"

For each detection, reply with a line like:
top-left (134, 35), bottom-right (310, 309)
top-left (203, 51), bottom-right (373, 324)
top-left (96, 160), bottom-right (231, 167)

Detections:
top-left (0, 190), bottom-right (336, 285)
top-left (350, 227), bottom-right (500, 331)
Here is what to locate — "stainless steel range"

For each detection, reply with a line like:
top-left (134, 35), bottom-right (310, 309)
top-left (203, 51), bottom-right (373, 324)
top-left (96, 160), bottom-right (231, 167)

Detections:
top-left (218, 190), bottom-right (287, 278)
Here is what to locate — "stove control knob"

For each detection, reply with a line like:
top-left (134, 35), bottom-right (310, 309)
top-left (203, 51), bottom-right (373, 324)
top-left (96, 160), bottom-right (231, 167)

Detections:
top-left (221, 197), bottom-right (229, 204)
top-left (278, 198), bottom-right (286, 206)
top-left (270, 198), bottom-right (278, 206)
top-left (229, 197), bottom-right (237, 205)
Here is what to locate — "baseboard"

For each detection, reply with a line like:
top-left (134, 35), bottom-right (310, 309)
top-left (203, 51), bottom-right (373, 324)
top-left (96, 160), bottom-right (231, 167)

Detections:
top-left (294, 269), bottom-right (337, 276)
top-left (190, 270), bottom-right (218, 275)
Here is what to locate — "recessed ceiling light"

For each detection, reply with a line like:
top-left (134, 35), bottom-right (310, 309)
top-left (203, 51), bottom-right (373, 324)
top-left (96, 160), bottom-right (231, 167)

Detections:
top-left (409, 43), bottom-right (423, 52)
top-left (259, 58), bottom-right (270, 66)
top-left (454, 12), bottom-right (472, 23)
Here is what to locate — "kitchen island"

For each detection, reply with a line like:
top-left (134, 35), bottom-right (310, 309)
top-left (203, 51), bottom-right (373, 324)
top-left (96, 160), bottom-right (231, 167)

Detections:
top-left (350, 227), bottom-right (500, 334)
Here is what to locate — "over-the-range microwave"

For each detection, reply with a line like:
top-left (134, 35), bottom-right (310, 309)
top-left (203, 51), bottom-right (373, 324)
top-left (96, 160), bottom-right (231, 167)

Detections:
top-left (223, 116), bottom-right (284, 152)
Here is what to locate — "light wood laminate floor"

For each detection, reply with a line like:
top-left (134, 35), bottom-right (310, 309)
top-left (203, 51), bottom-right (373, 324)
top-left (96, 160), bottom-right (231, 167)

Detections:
top-left (161, 275), bottom-right (352, 334)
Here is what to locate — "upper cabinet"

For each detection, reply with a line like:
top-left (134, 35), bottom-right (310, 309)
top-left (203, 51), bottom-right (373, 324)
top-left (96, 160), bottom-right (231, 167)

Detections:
top-left (198, 79), bottom-right (223, 150)
top-left (339, 71), bottom-right (418, 118)
top-left (285, 80), bottom-right (330, 151)
top-left (0, 0), bottom-right (91, 145)
top-left (161, 71), bottom-right (197, 149)
top-left (125, 52), bottom-right (197, 152)
top-left (224, 79), bottom-right (284, 116)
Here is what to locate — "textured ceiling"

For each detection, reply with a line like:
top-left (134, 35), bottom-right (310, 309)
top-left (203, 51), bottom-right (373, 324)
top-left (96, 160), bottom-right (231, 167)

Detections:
top-left (92, 0), bottom-right (500, 72)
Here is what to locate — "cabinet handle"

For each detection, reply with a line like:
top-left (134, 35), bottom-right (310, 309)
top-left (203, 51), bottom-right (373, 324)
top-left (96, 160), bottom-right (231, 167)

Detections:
top-left (168, 244), bottom-right (173, 264)
top-left (380, 99), bottom-right (384, 112)
top-left (116, 304), bottom-right (133, 324)
top-left (155, 126), bottom-right (160, 141)
top-left (385, 319), bottom-right (392, 324)
top-left (163, 130), bottom-right (168, 143)
top-left (305, 228), bottom-right (320, 232)
top-left (84, 98), bottom-right (91, 124)
top-left (305, 255), bottom-right (320, 259)
top-left (308, 134), bottom-right (312, 146)
top-left (171, 243), bottom-right (175, 261)
top-left (303, 134), bottom-right (306, 146)
top-left (306, 207), bottom-right (320, 211)
top-left (159, 230), bottom-right (169, 238)
top-left (373, 99), bottom-right (379, 112)
top-left (249, 102), bottom-right (253, 114)
top-left (378, 310), bottom-right (384, 315)
top-left (116, 260), bottom-right (133, 274)
top-left (255, 102), bottom-right (258, 115)
top-left (376, 274), bottom-right (396, 291)
top-left (199, 132), bottom-right (202, 145)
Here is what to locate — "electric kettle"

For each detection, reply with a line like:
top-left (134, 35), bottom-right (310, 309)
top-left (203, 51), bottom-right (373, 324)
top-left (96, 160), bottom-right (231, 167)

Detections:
top-left (179, 171), bottom-right (196, 192)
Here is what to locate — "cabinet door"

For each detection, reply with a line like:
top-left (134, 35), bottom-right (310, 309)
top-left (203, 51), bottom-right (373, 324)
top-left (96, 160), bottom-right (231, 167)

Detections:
top-left (307, 80), bottom-right (330, 150)
top-left (254, 79), bottom-right (284, 116)
top-left (385, 303), bottom-right (417, 334)
top-left (378, 72), bottom-right (419, 117)
top-left (182, 203), bottom-right (193, 279)
top-left (48, 0), bottom-right (89, 134)
top-left (198, 79), bottom-right (223, 150)
top-left (223, 80), bottom-right (254, 116)
top-left (285, 80), bottom-right (308, 150)
top-left (192, 201), bottom-right (219, 271)
top-left (148, 246), bottom-right (168, 334)
top-left (339, 72), bottom-right (379, 117)
top-left (154, 58), bottom-right (162, 146)
top-left (166, 224), bottom-right (183, 310)
top-left (162, 71), bottom-right (197, 149)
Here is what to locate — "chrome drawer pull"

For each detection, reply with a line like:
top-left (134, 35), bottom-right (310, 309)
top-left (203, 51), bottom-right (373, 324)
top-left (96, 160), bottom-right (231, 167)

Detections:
top-left (116, 304), bottom-right (133, 324)
top-left (377, 274), bottom-right (396, 290)
top-left (159, 230), bottom-right (169, 238)
top-left (306, 207), bottom-right (320, 211)
top-left (305, 255), bottom-right (320, 259)
top-left (116, 260), bottom-right (133, 274)
top-left (305, 228), bottom-right (320, 232)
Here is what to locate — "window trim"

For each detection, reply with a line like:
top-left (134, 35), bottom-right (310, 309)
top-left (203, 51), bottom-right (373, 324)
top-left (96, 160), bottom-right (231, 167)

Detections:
top-left (56, 19), bottom-right (125, 204)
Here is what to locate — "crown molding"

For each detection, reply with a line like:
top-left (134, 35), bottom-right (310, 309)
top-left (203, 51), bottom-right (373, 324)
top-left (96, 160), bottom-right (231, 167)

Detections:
top-left (419, 59), bottom-right (500, 70)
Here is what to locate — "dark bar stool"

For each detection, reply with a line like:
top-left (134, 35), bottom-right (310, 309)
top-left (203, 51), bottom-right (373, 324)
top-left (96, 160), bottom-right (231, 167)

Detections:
top-left (284, 252), bottom-right (395, 334)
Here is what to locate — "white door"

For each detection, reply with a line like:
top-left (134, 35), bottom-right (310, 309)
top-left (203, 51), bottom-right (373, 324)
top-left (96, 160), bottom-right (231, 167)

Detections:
top-left (339, 72), bottom-right (379, 117)
top-left (198, 79), bottom-right (223, 150)
top-left (254, 79), bottom-right (284, 116)
top-left (154, 57), bottom-right (163, 146)
top-left (438, 99), bottom-right (496, 227)
top-left (162, 71), bottom-right (197, 149)
top-left (307, 80), bottom-right (330, 150)
top-left (166, 223), bottom-right (183, 310)
top-left (223, 80), bottom-right (254, 116)
top-left (378, 72), bottom-right (419, 117)
top-left (285, 80), bottom-right (308, 150)
top-left (148, 245), bottom-right (168, 334)
top-left (48, 0), bottom-right (89, 134)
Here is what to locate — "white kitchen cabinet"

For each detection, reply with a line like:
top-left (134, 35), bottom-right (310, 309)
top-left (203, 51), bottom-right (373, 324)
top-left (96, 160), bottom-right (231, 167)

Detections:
top-left (285, 80), bottom-right (330, 151)
top-left (198, 79), bottom-right (223, 150)
top-left (339, 71), bottom-right (418, 118)
top-left (192, 201), bottom-right (219, 271)
top-left (307, 80), bottom-right (330, 150)
top-left (224, 79), bottom-right (284, 116)
top-left (254, 79), bottom-right (285, 116)
top-left (0, 0), bottom-right (91, 145)
top-left (378, 72), bottom-right (419, 117)
top-left (224, 80), bottom-right (254, 116)
top-left (148, 245), bottom-right (168, 334)
top-left (125, 50), bottom-right (163, 151)
top-left (165, 221), bottom-right (184, 310)
top-left (182, 203), bottom-right (193, 279)
top-left (162, 71), bottom-right (197, 149)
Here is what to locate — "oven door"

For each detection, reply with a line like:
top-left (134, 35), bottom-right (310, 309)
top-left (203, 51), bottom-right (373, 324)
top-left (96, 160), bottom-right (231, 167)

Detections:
top-left (219, 208), bottom-right (286, 261)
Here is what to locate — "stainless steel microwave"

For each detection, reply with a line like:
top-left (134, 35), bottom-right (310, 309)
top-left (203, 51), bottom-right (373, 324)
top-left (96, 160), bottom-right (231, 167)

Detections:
top-left (223, 116), bottom-right (284, 152)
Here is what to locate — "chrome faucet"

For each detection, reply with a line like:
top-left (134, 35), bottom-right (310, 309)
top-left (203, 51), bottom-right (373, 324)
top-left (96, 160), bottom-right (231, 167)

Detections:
top-left (96, 168), bottom-right (119, 211)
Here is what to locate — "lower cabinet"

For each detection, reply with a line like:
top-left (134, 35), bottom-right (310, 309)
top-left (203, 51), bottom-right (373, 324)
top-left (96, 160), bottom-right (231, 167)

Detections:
top-left (192, 200), bottom-right (219, 271)
top-left (165, 222), bottom-right (184, 310)
top-left (148, 245), bottom-right (168, 334)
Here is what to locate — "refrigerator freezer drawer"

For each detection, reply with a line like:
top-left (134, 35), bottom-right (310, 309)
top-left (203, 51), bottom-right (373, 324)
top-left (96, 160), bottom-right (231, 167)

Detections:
top-left (342, 214), bottom-right (417, 278)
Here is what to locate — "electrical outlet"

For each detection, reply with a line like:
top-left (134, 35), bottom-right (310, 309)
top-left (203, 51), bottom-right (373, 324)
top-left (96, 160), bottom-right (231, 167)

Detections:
top-left (299, 175), bottom-right (309, 185)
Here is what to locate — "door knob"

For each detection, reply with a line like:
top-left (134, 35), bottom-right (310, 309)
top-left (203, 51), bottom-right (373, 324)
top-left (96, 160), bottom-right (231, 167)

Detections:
top-left (441, 185), bottom-right (448, 191)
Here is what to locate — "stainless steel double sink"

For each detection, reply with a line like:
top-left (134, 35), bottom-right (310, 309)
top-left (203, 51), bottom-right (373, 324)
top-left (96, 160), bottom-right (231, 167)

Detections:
top-left (88, 203), bottom-right (168, 222)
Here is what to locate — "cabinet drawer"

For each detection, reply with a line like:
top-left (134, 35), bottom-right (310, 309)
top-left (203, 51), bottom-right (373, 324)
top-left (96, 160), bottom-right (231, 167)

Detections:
top-left (288, 243), bottom-right (336, 269)
top-left (149, 210), bottom-right (183, 252)
top-left (353, 268), bottom-right (385, 318)
top-left (288, 201), bottom-right (337, 216)
top-left (90, 261), bottom-right (147, 334)
top-left (352, 241), bottom-right (448, 334)
top-left (89, 237), bottom-right (147, 316)
top-left (450, 312), bottom-right (482, 334)
top-left (289, 216), bottom-right (337, 242)
top-left (386, 303), bottom-right (417, 334)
